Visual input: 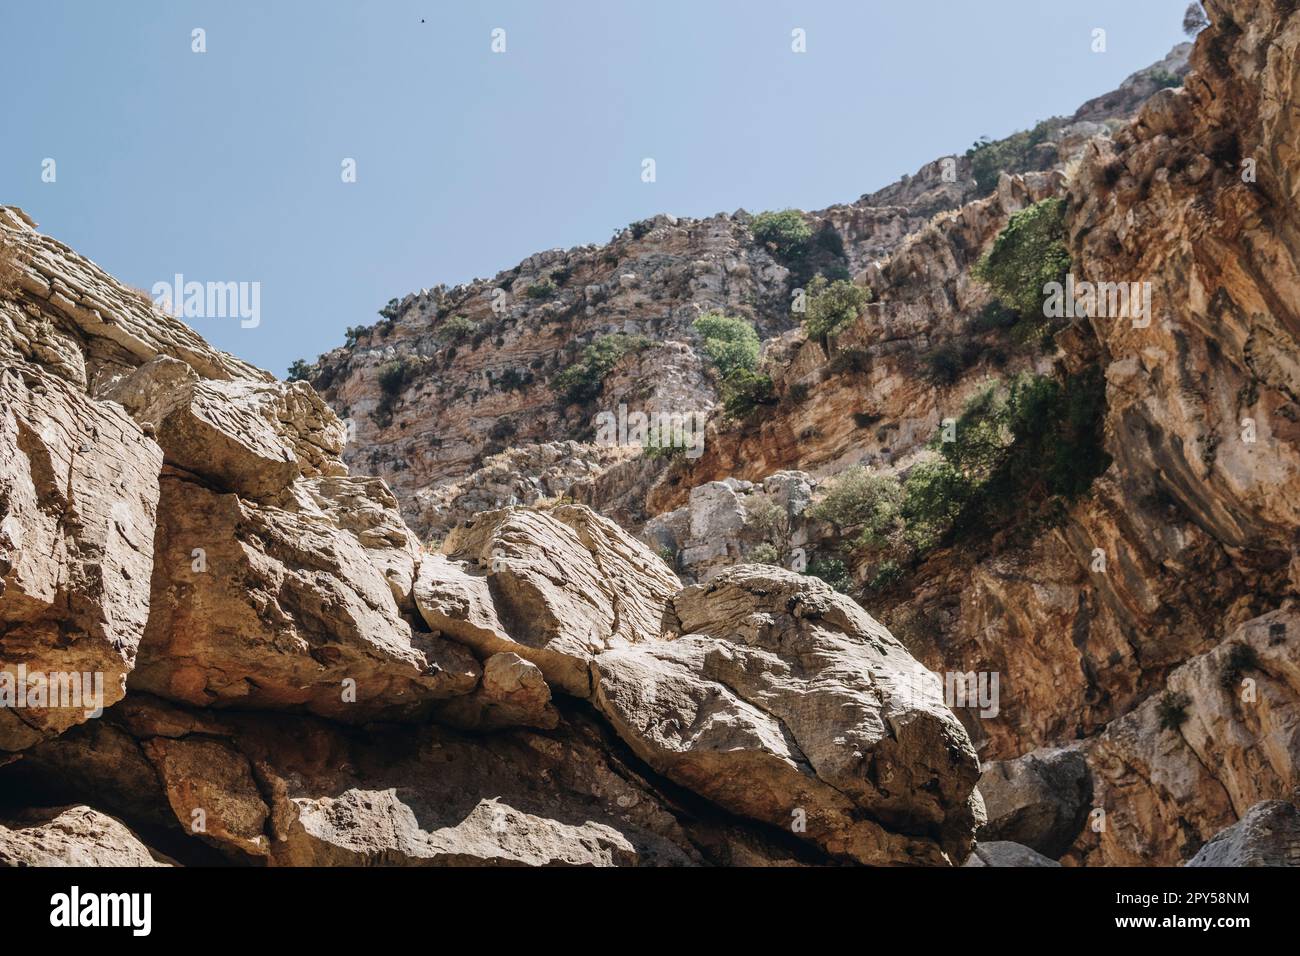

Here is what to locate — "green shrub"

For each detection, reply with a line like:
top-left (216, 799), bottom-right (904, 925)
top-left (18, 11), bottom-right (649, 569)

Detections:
top-left (972, 197), bottom-right (1071, 324)
top-left (809, 468), bottom-right (904, 549)
top-left (970, 301), bottom-right (1019, 334)
top-left (720, 368), bottom-right (776, 419)
top-left (747, 542), bottom-right (782, 567)
top-left (550, 334), bottom-right (649, 405)
top-left (751, 210), bottom-right (812, 262)
top-left (966, 119), bottom-right (1062, 195)
top-left (378, 360), bottom-right (411, 397)
top-left (378, 298), bottom-right (401, 321)
top-left (901, 369), bottom-right (1110, 549)
top-left (286, 359), bottom-right (312, 382)
top-left (922, 342), bottom-right (982, 385)
top-left (344, 325), bottom-right (369, 347)
top-left (1157, 690), bottom-right (1191, 732)
top-left (525, 280), bottom-right (557, 301)
top-left (1149, 69), bottom-right (1182, 90)
top-left (693, 313), bottom-right (760, 379)
top-left (866, 559), bottom-right (905, 592)
top-left (786, 382), bottom-right (811, 404)
top-left (437, 313), bottom-right (476, 343)
top-left (803, 276), bottom-right (870, 342)
top-left (807, 556), bottom-right (852, 594)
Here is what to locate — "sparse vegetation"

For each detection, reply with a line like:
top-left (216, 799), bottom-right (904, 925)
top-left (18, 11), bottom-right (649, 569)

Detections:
top-left (693, 312), bottom-right (761, 379)
top-left (550, 334), bottom-right (650, 405)
top-left (286, 359), bottom-right (313, 382)
top-left (751, 210), bottom-right (813, 262)
top-left (525, 280), bottom-right (557, 301)
top-left (803, 275), bottom-right (870, 343)
top-left (966, 118), bottom-right (1064, 195)
top-left (747, 542), bottom-right (782, 567)
top-left (436, 313), bottom-right (476, 343)
top-left (720, 367), bottom-right (776, 419)
top-left (1157, 690), bottom-right (1191, 732)
top-left (809, 468), bottom-right (905, 552)
top-left (972, 197), bottom-right (1071, 345)
top-left (344, 325), bottom-right (369, 347)
top-left (378, 298), bottom-right (401, 321)
top-left (807, 556), bottom-right (852, 594)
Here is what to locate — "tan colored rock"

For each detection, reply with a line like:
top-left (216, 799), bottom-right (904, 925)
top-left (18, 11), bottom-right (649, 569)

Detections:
top-left (141, 735), bottom-right (270, 859)
top-left (131, 474), bottom-right (479, 719)
top-left (1071, 610), bottom-right (1300, 866)
top-left (421, 506), bottom-right (678, 696)
top-left (0, 805), bottom-right (167, 867)
top-left (592, 565), bottom-right (981, 865)
top-left (435, 652), bottom-right (559, 731)
top-left (0, 363), bottom-right (162, 751)
top-left (106, 356), bottom-right (327, 496)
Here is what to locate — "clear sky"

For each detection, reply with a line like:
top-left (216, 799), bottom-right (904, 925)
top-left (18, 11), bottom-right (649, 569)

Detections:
top-left (1, 0), bottom-right (1191, 375)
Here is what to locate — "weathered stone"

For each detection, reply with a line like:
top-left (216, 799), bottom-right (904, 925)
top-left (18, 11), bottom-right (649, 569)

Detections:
top-left (0, 364), bottom-right (162, 751)
top-left (1186, 801), bottom-right (1300, 867)
top-left (978, 746), bottom-right (1092, 858)
top-left (0, 805), bottom-right (167, 867)
top-left (964, 841), bottom-right (1061, 867)
top-left (131, 475), bottom-right (479, 719)
top-left (424, 506), bottom-right (677, 696)
top-left (592, 565), bottom-right (981, 865)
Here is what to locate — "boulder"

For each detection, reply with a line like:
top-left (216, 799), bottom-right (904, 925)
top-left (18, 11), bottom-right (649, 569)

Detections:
top-left (0, 364), bottom-right (162, 751)
top-left (592, 565), bottom-right (981, 865)
top-left (420, 505), bottom-right (678, 696)
top-left (964, 841), bottom-right (1061, 867)
top-left (0, 805), bottom-right (167, 867)
top-left (978, 746), bottom-right (1092, 858)
top-left (131, 475), bottom-right (479, 719)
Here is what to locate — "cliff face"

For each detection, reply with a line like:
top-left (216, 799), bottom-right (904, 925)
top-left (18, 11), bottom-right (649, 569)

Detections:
top-left (0, 207), bottom-right (984, 866)
top-left (4, 1), bottom-right (1298, 870)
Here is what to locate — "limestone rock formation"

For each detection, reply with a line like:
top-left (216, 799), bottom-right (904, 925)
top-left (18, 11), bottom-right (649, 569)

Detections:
top-left (1186, 801), bottom-right (1300, 867)
top-left (964, 841), bottom-right (1061, 868)
top-left (417, 505), bottom-right (678, 696)
top-left (0, 805), bottom-right (167, 867)
top-left (593, 566), bottom-right (982, 864)
top-left (977, 746), bottom-right (1092, 858)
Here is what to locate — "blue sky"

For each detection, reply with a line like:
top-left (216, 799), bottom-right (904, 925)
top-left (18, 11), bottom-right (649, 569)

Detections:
top-left (1, 0), bottom-right (1191, 375)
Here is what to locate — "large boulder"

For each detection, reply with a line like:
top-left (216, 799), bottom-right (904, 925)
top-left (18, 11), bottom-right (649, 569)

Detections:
top-left (978, 746), bottom-right (1092, 858)
top-left (417, 505), bottom-right (678, 696)
top-left (591, 565), bottom-right (982, 865)
top-left (130, 475), bottom-right (479, 719)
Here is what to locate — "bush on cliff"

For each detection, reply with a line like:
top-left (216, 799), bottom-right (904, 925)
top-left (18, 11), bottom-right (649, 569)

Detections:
top-left (550, 333), bottom-right (650, 406)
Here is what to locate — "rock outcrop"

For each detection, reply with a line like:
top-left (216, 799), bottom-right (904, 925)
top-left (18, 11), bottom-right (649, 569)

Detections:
top-left (1186, 800), bottom-right (1300, 867)
top-left (0, 805), bottom-right (167, 867)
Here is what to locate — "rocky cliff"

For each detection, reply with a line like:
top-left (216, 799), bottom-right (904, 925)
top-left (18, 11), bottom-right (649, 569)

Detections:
top-left (4, 0), bottom-right (1299, 870)
top-left (0, 206), bottom-right (983, 866)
